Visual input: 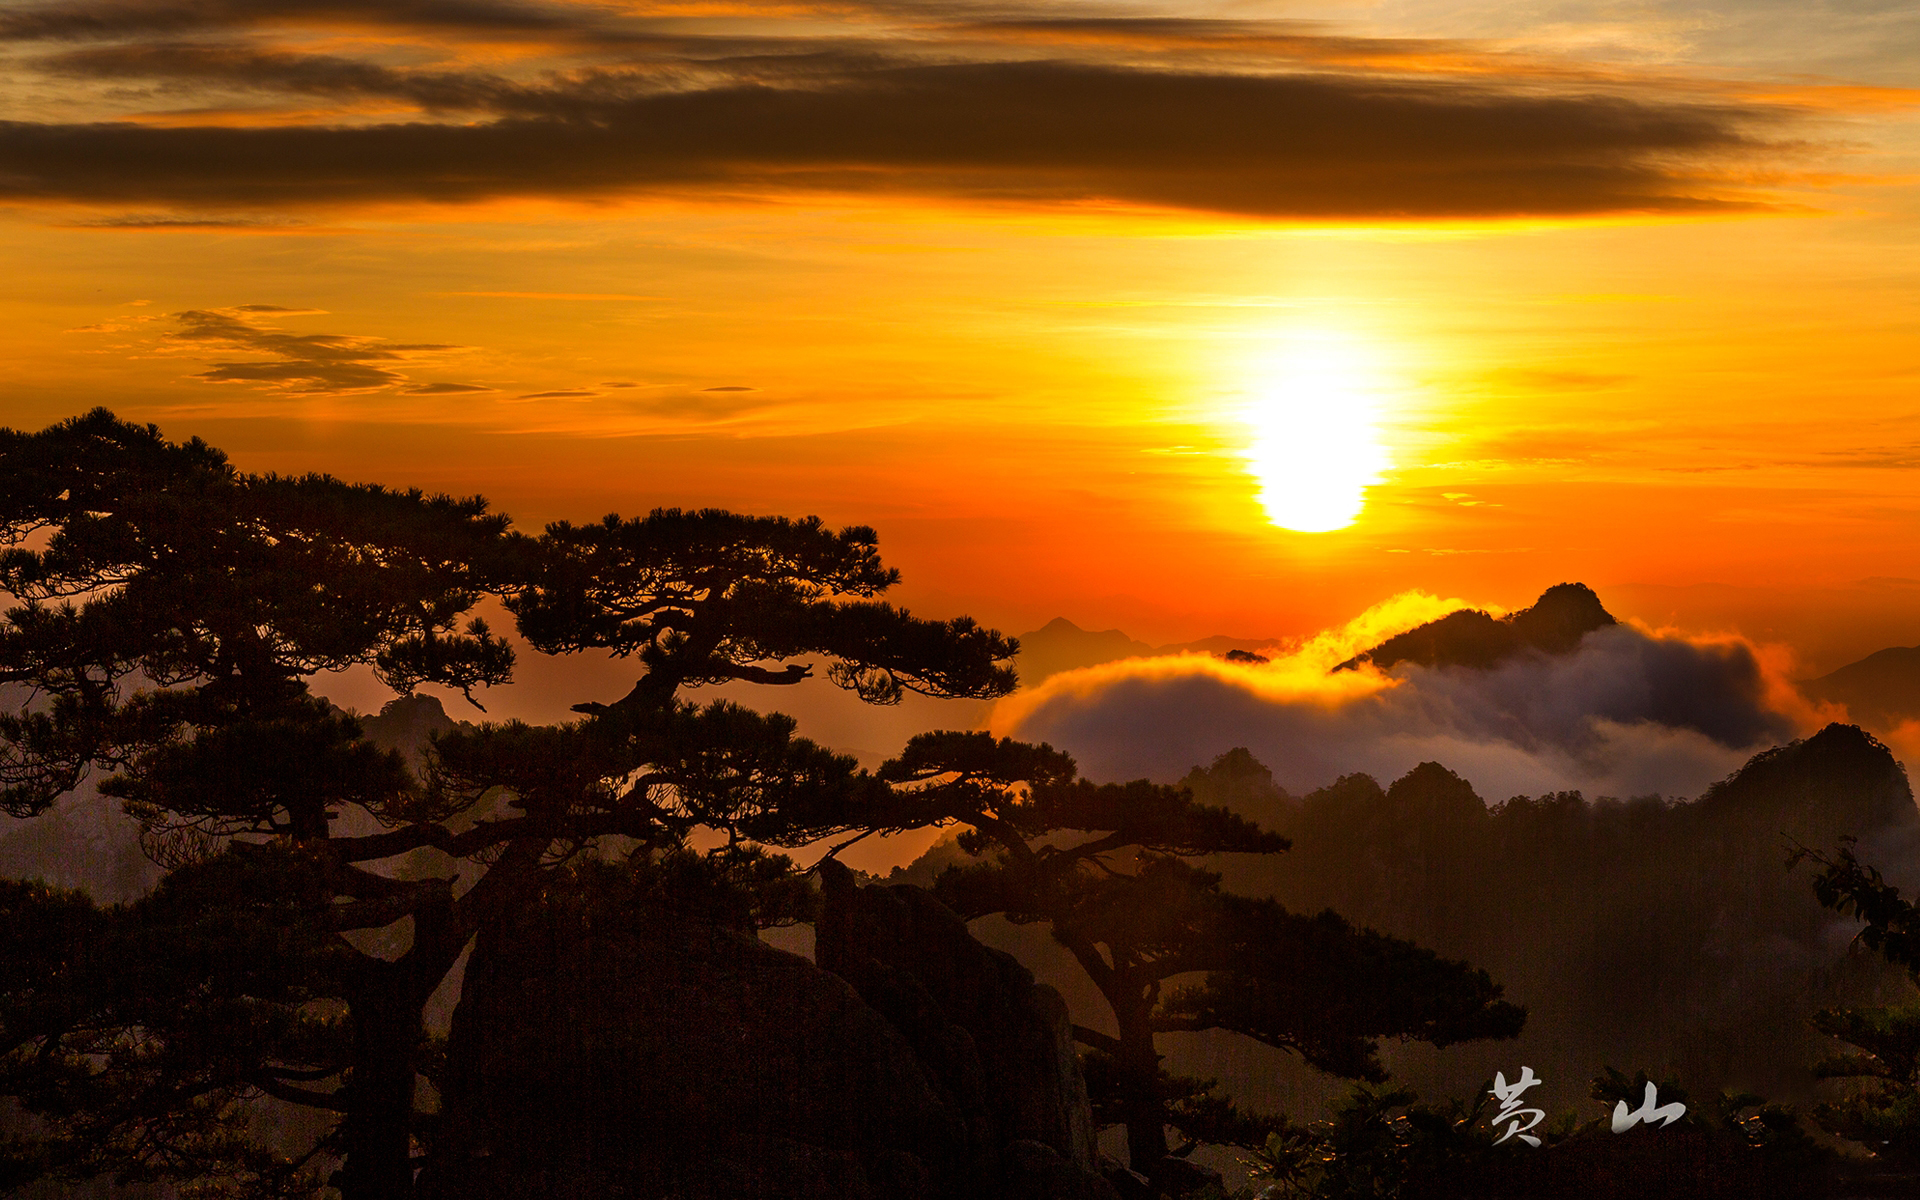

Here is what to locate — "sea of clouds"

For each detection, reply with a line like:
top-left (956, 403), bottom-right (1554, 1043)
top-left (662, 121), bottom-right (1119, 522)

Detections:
top-left (994, 591), bottom-right (1839, 802)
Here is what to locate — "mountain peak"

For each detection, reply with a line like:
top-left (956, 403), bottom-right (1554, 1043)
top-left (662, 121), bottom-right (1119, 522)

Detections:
top-left (1032, 616), bottom-right (1089, 634)
top-left (1335, 582), bottom-right (1616, 673)
top-left (355, 693), bottom-right (460, 763)
top-left (1698, 722), bottom-right (1915, 838)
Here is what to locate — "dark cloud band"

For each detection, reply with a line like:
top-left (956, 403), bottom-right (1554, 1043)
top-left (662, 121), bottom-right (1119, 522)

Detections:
top-left (0, 0), bottom-right (590, 40)
top-left (0, 62), bottom-right (1788, 217)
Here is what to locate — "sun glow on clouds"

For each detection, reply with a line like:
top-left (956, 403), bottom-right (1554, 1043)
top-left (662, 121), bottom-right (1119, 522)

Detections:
top-left (991, 588), bottom-right (1473, 733)
top-left (1240, 331), bottom-right (1392, 533)
top-left (992, 589), bottom-right (1816, 801)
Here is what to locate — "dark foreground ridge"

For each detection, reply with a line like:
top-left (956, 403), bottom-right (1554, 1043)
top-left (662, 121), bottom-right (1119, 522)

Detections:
top-left (1334, 582), bottom-right (1617, 673)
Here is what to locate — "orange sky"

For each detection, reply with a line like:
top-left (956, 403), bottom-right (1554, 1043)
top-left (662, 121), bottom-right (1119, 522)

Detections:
top-left (3, 0), bottom-right (1919, 679)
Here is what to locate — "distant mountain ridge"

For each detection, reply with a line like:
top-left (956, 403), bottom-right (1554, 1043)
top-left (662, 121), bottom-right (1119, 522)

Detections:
top-left (1800, 645), bottom-right (1920, 731)
top-left (1334, 582), bottom-right (1617, 673)
top-left (1016, 584), bottom-right (1622, 688)
top-left (1012, 616), bottom-right (1275, 686)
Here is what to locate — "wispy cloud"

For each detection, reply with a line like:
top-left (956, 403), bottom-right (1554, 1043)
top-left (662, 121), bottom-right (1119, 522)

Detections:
top-left (160, 306), bottom-right (471, 394)
top-left (59, 211), bottom-right (303, 229)
top-left (401, 381), bottom-right (496, 395)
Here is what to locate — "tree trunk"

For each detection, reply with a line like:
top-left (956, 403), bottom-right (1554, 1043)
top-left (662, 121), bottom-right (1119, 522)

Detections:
top-left (333, 982), bottom-right (423, 1200)
top-left (1115, 999), bottom-right (1169, 1173)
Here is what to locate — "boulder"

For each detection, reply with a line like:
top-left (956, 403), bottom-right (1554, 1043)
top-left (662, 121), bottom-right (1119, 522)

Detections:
top-left (816, 858), bottom-right (1099, 1172)
top-left (1001, 1139), bottom-right (1123, 1200)
top-left (1152, 1155), bottom-right (1227, 1197)
top-left (1099, 1153), bottom-right (1157, 1200)
top-left (425, 892), bottom-right (963, 1200)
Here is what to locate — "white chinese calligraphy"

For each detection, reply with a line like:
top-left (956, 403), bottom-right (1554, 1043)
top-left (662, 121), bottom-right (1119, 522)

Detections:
top-left (1611, 1081), bottom-right (1686, 1133)
top-left (1489, 1067), bottom-right (1545, 1147)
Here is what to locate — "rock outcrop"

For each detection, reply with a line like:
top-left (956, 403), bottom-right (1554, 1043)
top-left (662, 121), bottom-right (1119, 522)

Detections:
top-left (816, 859), bottom-right (1100, 1174)
top-left (425, 894), bottom-right (966, 1200)
top-left (817, 860), bottom-right (1121, 1198)
top-left (425, 862), bottom-right (1115, 1200)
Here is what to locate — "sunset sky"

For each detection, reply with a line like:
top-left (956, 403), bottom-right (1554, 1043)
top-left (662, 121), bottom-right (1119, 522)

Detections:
top-left (4, 0), bottom-right (1918, 699)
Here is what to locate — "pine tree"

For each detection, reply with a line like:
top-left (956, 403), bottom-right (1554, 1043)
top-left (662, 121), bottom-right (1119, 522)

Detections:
top-left (0, 411), bottom-right (1017, 1199)
top-left (1792, 837), bottom-right (1920, 1162)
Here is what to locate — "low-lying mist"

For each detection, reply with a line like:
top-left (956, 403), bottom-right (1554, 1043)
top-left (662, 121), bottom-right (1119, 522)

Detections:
top-left (996, 585), bottom-right (1827, 802)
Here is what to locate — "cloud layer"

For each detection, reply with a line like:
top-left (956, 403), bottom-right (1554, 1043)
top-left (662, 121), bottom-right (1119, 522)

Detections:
top-left (997, 592), bottom-right (1813, 801)
top-left (0, 0), bottom-right (1821, 218)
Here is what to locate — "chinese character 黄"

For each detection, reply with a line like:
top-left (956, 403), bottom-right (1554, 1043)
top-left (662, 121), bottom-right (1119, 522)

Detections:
top-left (1490, 1067), bottom-right (1545, 1147)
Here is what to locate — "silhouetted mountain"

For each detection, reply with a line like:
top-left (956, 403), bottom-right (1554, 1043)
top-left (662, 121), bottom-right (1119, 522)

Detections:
top-left (355, 691), bottom-right (460, 756)
top-left (1013, 618), bottom-right (1274, 687)
top-left (1215, 723), bottom-right (1917, 1116)
top-left (1015, 618), bottom-right (1158, 685)
top-left (1334, 582), bottom-right (1616, 673)
top-left (1696, 721), bottom-right (1915, 842)
top-left (1801, 645), bottom-right (1920, 731)
top-left (1178, 745), bottom-right (1296, 835)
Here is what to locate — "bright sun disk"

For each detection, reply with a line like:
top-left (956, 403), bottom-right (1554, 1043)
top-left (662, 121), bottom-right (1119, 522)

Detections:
top-left (1242, 333), bottom-right (1391, 533)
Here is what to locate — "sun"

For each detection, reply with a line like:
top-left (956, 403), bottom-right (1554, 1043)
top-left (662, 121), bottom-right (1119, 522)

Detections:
top-left (1241, 332), bottom-right (1392, 533)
